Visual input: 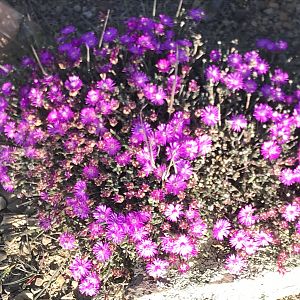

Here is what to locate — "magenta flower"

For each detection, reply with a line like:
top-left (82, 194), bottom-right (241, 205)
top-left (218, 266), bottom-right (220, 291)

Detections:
top-left (83, 165), bottom-right (99, 180)
top-left (279, 168), bottom-right (295, 186)
top-left (188, 8), bottom-right (205, 21)
top-left (173, 235), bottom-right (197, 258)
top-left (58, 232), bottom-right (76, 250)
top-left (79, 272), bottom-right (101, 297)
top-left (225, 254), bottom-right (246, 275)
top-left (238, 205), bottom-right (257, 227)
top-left (69, 256), bottom-right (92, 281)
top-left (229, 114), bottom-right (247, 132)
top-left (282, 203), bottom-right (299, 222)
top-left (164, 203), bottom-right (183, 222)
top-left (103, 27), bottom-right (118, 43)
top-left (80, 107), bottom-right (97, 125)
top-left (136, 239), bottom-right (158, 258)
top-left (253, 103), bottom-right (273, 122)
top-left (201, 105), bottom-right (219, 126)
top-left (102, 136), bottom-right (121, 156)
top-left (255, 59), bottom-right (269, 75)
top-left (210, 49), bottom-right (221, 62)
top-left (271, 69), bottom-right (289, 85)
top-left (254, 231), bottom-right (273, 247)
top-left (243, 238), bottom-right (259, 255)
top-left (227, 53), bottom-right (242, 68)
top-left (224, 72), bottom-right (244, 91)
top-left (213, 219), bottom-right (231, 241)
top-left (205, 65), bottom-right (221, 83)
top-left (146, 259), bottom-right (169, 279)
top-left (180, 139), bottom-right (199, 160)
top-left (93, 241), bottom-right (112, 262)
top-left (156, 58), bottom-right (171, 73)
top-left (65, 75), bottom-right (82, 94)
top-left (261, 140), bottom-right (281, 160)
top-left (165, 174), bottom-right (187, 195)
top-left (189, 220), bottom-right (207, 238)
top-left (197, 134), bottom-right (212, 156)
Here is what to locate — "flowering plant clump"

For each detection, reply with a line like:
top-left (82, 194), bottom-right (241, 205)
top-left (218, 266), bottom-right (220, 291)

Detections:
top-left (0, 6), bottom-right (300, 297)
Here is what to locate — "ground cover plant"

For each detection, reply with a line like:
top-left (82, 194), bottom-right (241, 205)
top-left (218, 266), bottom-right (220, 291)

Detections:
top-left (0, 3), bottom-right (300, 298)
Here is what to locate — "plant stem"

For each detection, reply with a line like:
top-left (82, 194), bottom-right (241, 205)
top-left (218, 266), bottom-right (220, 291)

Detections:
top-left (98, 9), bottom-right (110, 49)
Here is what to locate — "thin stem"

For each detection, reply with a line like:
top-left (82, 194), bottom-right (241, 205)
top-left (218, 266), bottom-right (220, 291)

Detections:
top-left (98, 9), bottom-right (111, 48)
top-left (140, 105), bottom-right (156, 169)
top-left (31, 45), bottom-right (47, 76)
top-left (168, 46), bottom-right (179, 115)
top-left (176, 0), bottom-right (184, 18)
top-left (152, 0), bottom-right (157, 17)
top-left (86, 44), bottom-right (90, 71)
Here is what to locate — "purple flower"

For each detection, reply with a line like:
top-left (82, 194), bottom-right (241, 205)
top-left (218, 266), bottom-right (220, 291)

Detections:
top-left (165, 174), bottom-right (187, 195)
top-left (156, 58), bottom-right (171, 73)
top-left (93, 204), bottom-right (112, 222)
top-left (146, 259), bottom-right (169, 279)
top-left (60, 25), bottom-right (76, 35)
top-left (213, 219), bottom-right (231, 240)
top-left (80, 107), bottom-right (97, 125)
top-left (224, 72), bottom-right (244, 91)
top-left (227, 53), bottom-right (242, 68)
top-left (97, 78), bottom-right (116, 93)
top-left (103, 27), bottom-right (118, 43)
top-left (65, 75), bottom-right (82, 94)
top-left (103, 136), bottom-right (121, 156)
top-left (271, 68), bottom-right (289, 85)
top-left (58, 105), bottom-right (74, 122)
top-left (58, 232), bottom-right (76, 250)
top-left (136, 239), bottom-right (158, 258)
top-left (229, 230), bottom-right (249, 250)
top-left (189, 219), bottom-right (207, 238)
top-left (83, 165), bottom-right (99, 180)
top-left (130, 71), bottom-right (149, 88)
top-left (164, 203), bottom-right (183, 222)
top-left (238, 205), bottom-right (257, 227)
top-left (115, 151), bottom-right (132, 166)
top-left (176, 160), bottom-right (193, 180)
top-left (81, 32), bottom-right (97, 47)
top-left (255, 59), bottom-right (269, 75)
top-left (206, 65), bottom-right (221, 83)
top-left (201, 105), bottom-right (219, 126)
top-left (225, 254), bottom-right (246, 275)
top-left (229, 114), bottom-right (247, 132)
top-left (261, 140), bottom-right (281, 160)
top-left (180, 139), bottom-right (199, 159)
top-left (253, 103), bottom-right (273, 122)
top-left (86, 89), bottom-right (101, 106)
top-left (243, 79), bottom-right (257, 94)
top-left (188, 8), bottom-right (205, 21)
top-left (93, 241), bottom-right (112, 262)
top-left (79, 272), bottom-right (101, 296)
top-left (173, 235), bottom-right (197, 258)
top-left (159, 14), bottom-right (174, 27)
top-left (279, 168), bottom-right (295, 186)
top-left (197, 134), bottom-right (212, 156)
top-left (70, 256), bottom-right (92, 281)
top-left (282, 203), bottom-right (299, 222)
top-left (210, 49), bottom-right (221, 62)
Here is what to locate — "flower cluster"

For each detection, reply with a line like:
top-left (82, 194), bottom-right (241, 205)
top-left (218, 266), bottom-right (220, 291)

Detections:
top-left (0, 5), bottom-right (299, 297)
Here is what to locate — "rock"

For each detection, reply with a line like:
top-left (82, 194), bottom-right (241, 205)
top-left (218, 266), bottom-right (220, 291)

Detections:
top-left (14, 291), bottom-right (34, 300)
top-left (264, 8), bottom-right (274, 15)
top-left (42, 236), bottom-right (51, 246)
top-left (83, 11), bottom-right (94, 19)
top-left (0, 196), bottom-right (7, 211)
top-left (0, 250), bottom-right (7, 262)
top-left (34, 277), bottom-right (44, 287)
top-left (74, 5), bottom-right (81, 13)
